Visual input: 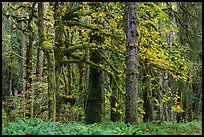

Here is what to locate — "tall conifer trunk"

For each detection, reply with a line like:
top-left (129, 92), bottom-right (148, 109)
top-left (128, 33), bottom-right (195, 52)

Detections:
top-left (125, 2), bottom-right (138, 124)
top-left (85, 2), bottom-right (105, 124)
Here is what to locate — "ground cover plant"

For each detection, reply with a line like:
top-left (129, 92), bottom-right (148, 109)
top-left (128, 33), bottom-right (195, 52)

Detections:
top-left (2, 117), bottom-right (202, 135)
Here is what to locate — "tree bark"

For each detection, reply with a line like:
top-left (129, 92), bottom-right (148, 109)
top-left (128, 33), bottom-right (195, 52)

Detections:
top-left (143, 73), bottom-right (153, 122)
top-left (85, 49), bottom-right (105, 124)
top-left (36, 2), bottom-right (45, 82)
top-left (42, 41), bottom-right (56, 121)
top-left (176, 80), bottom-right (184, 122)
top-left (85, 3), bottom-right (105, 124)
top-left (157, 70), bottom-right (163, 122)
top-left (21, 11), bottom-right (26, 119)
top-left (54, 2), bottom-right (64, 121)
top-left (25, 34), bottom-right (34, 92)
top-left (169, 75), bottom-right (174, 121)
top-left (125, 2), bottom-right (138, 124)
top-left (164, 70), bottom-right (170, 121)
top-left (9, 23), bottom-right (14, 96)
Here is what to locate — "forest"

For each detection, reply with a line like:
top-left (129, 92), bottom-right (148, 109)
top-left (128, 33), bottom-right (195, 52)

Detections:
top-left (2, 2), bottom-right (202, 135)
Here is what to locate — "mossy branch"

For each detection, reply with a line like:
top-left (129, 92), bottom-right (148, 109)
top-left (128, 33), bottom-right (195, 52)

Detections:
top-left (56, 43), bottom-right (124, 60)
top-left (60, 94), bottom-right (76, 106)
top-left (66, 19), bottom-right (123, 39)
top-left (57, 53), bottom-right (125, 96)
top-left (85, 60), bottom-right (124, 96)
top-left (58, 59), bottom-right (82, 64)
top-left (97, 50), bottom-right (122, 75)
top-left (42, 41), bottom-right (53, 51)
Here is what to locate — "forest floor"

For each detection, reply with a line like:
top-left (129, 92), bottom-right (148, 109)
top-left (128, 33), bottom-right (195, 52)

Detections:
top-left (2, 117), bottom-right (202, 135)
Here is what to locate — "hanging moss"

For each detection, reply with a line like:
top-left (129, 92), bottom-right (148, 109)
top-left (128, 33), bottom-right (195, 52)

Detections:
top-left (42, 41), bottom-right (53, 51)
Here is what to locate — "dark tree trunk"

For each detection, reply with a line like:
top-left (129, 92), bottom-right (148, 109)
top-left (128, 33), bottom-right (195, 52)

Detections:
top-left (85, 49), bottom-right (105, 124)
top-left (124, 2), bottom-right (138, 124)
top-left (85, 2), bottom-right (105, 124)
top-left (36, 2), bottom-right (45, 82)
top-left (25, 34), bottom-right (34, 91)
top-left (143, 74), bottom-right (153, 122)
top-left (54, 2), bottom-right (64, 121)
top-left (78, 62), bottom-right (86, 107)
top-left (67, 64), bottom-right (72, 95)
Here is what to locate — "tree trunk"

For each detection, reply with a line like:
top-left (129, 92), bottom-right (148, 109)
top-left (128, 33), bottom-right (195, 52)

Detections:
top-left (85, 49), bottom-right (105, 124)
top-left (55, 66), bottom-right (61, 121)
top-left (78, 62), bottom-right (86, 108)
top-left (21, 11), bottom-right (26, 119)
top-left (25, 34), bottom-right (34, 92)
top-left (164, 70), bottom-right (169, 121)
top-left (167, 12), bottom-right (175, 121)
top-left (85, 3), bottom-right (105, 124)
top-left (124, 2), bottom-right (138, 124)
top-left (62, 64), bottom-right (69, 95)
top-left (143, 73), bottom-right (153, 122)
top-left (9, 23), bottom-right (14, 96)
top-left (169, 75), bottom-right (174, 121)
top-left (157, 70), bottom-right (163, 122)
top-left (54, 2), bottom-right (64, 121)
top-left (176, 80), bottom-right (184, 122)
top-left (42, 41), bottom-right (56, 121)
top-left (36, 2), bottom-right (45, 82)
top-left (78, 29), bottom-right (86, 109)
top-left (67, 64), bottom-right (72, 95)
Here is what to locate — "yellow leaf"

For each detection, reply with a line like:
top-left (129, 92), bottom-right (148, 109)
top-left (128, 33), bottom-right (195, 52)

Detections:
top-left (115, 102), bottom-right (119, 107)
top-left (91, 13), bottom-right (97, 17)
top-left (112, 107), bottom-right (116, 112)
top-left (99, 12), bottom-right (106, 17)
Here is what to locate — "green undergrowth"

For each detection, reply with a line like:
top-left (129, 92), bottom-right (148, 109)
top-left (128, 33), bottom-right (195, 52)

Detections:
top-left (2, 117), bottom-right (202, 135)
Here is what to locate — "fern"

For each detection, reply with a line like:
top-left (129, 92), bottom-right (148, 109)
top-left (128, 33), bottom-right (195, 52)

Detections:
top-left (2, 118), bottom-right (202, 135)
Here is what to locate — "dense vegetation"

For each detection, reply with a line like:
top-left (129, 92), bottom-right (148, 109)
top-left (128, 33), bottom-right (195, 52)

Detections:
top-left (2, 2), bottom-right (202, 135)
top-left (2, 117), bottom-right (202, 135)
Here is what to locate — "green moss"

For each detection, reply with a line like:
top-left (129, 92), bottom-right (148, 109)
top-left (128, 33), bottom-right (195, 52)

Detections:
top-left (42, 41), bottom-right (53, 51)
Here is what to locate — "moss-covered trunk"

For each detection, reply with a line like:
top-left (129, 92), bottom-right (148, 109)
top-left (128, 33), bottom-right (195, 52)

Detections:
top-left (85, 2), bottom-right (105, 124)
top-left (85, 49), bottom-right (105, 124)
top-left (33, 2), bottom-right (46, 117)
top-left (55, 66), bottom-right (61, 121)
top-left (187, 74), bottom-right (193, 121)
top-left (67, 64), bottom-right (72, 95)
top-left (78, 62), bottom-right (86, 108)
top-left (42, 41), bottom-right (56, 121)
top-left (54, 2), bottom-right (64, 121)
top-left (125, 2), bottom-right (138, 124)
top-left (25, 34), bottom-right (34, 91)
top-left (143, 74), bottom-right (153, 122)
top-left (36, 2), bottom-right (45, 82)
top-left (78, 29), bottom-right (88, 111)
top-left (176, 80), bottom-right (184, 122)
